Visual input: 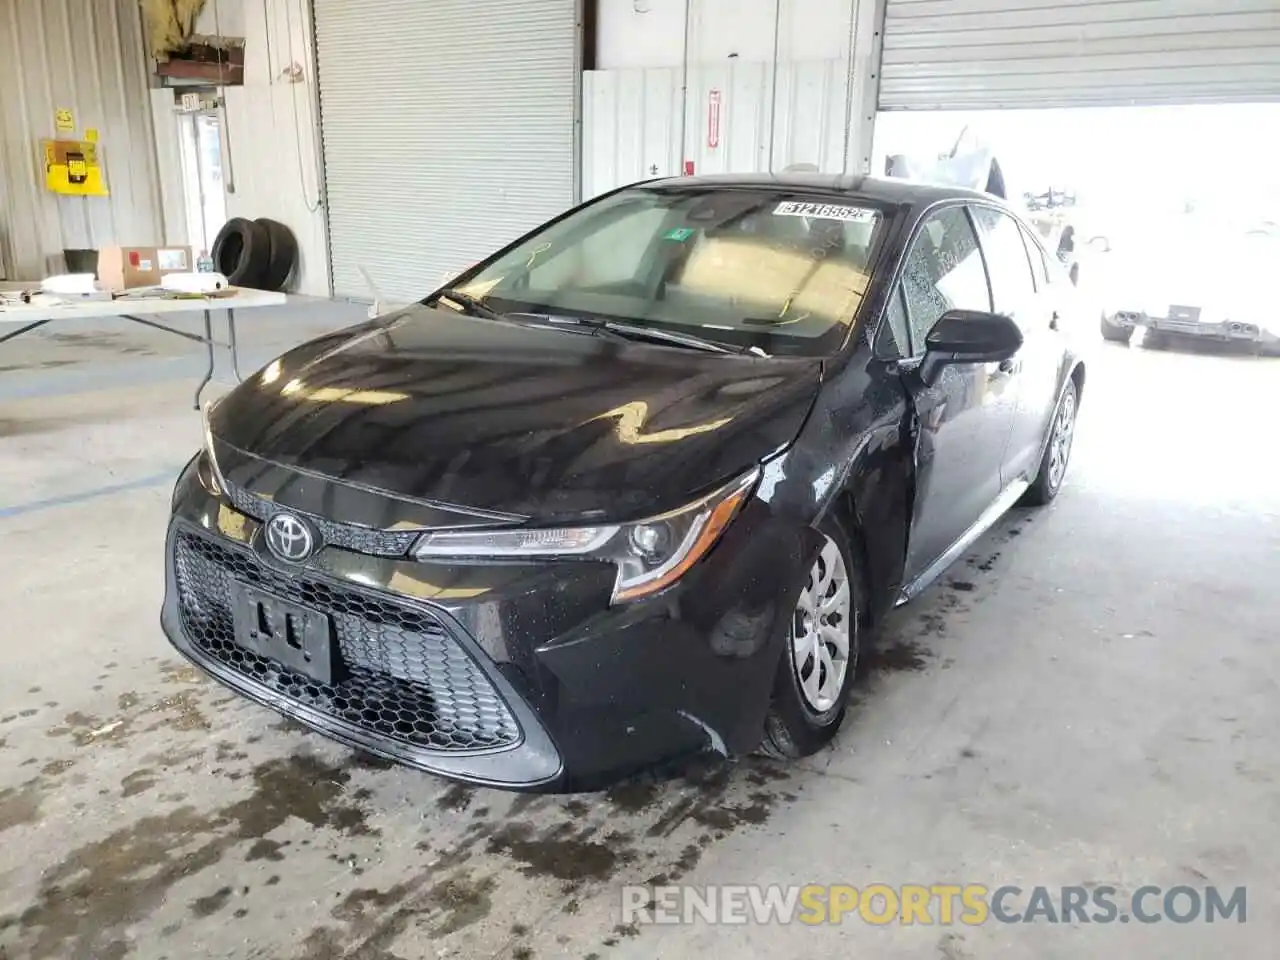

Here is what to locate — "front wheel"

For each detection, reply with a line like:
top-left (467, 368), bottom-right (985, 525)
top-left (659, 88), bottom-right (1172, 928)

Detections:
top-left (759, 514), bottom-right (862, 760)
top-left (1022, 378), bottom-right (1078, 507)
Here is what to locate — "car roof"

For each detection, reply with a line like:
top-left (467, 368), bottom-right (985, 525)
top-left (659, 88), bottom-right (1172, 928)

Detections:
top-left (637, 172), bottom-right (997, 208)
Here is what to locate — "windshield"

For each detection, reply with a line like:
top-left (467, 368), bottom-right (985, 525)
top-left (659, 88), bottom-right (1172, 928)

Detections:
top-left (446, 186), bottom-right (888, 356)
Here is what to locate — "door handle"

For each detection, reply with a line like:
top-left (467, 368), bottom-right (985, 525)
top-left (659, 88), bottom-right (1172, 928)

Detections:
top-left (1049, 311), bottom-right (1060, 331)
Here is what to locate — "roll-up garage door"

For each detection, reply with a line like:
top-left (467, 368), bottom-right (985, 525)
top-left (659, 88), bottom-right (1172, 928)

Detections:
top-left (880, 0), bottom-right (1280, 110)
top-left (313, 0), bottom-right (578, 301)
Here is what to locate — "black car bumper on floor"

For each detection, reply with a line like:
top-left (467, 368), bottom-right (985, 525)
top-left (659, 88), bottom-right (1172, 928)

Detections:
top-left (1108, 309), bottom-right (1276, 345)
top-left (160, 460), bottom-right (811, 790)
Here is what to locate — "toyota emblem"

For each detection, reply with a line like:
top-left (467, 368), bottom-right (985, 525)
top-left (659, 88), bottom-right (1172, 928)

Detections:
top-left (265, 513), bottom-right (315, 562)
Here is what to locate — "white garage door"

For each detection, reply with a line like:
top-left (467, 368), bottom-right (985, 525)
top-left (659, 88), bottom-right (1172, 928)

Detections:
top-left (880, 0), bottom-right (1280, 110)
top-left (313, 0), bottom-right (579, 301)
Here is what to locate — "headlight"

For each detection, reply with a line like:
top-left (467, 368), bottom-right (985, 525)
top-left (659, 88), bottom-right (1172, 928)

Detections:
top-left (199, 399), bottom-right (226, 496)
top-left (412, 468), bottom-right (759, 603)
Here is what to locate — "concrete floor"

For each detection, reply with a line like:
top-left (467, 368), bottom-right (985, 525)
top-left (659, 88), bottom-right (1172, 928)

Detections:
top-left (1, 313), bottom-right (1277, 960)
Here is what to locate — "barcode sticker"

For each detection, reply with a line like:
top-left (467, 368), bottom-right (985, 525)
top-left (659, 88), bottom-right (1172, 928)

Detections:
top-left (774, 201), bottom-right (878, 222)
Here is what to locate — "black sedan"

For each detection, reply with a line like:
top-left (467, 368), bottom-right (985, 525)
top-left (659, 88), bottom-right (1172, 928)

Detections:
top-left (162, 173), bottom-right (1086, 790)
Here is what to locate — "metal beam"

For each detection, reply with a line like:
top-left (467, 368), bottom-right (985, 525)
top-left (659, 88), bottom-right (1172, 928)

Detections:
top-left (844, 0), bottom-right (888, 176)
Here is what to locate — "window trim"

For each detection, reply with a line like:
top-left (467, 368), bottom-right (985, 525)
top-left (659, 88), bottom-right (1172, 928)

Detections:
top-left (1019, 221), bottom-right (1058, 289)
top-left (875, 282), bottom-right (911, 358)
top-left (1016, 223), bottom-right (1045, 292)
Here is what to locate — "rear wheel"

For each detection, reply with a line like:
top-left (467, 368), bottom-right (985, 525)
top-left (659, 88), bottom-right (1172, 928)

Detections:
top-left (1022, 379), bottom-right (1078, 507)
top-left (759, 514), bottom-right (861, 760)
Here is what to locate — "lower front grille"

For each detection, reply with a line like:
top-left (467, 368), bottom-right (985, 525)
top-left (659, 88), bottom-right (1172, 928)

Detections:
top-left (173, 530), bottom-right (521, 753)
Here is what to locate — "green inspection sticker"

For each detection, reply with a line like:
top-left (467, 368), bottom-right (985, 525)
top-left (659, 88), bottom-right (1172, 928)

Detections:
top-left (663, 227), bottom-right (696, 241)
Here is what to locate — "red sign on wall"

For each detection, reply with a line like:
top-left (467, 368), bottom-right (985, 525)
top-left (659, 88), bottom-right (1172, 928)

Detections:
top-left (707, 89), bottom-right (722, 149)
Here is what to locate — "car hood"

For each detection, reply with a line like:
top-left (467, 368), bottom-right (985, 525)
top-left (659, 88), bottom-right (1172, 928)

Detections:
top-left (208, 306), bottom-right (822, 526)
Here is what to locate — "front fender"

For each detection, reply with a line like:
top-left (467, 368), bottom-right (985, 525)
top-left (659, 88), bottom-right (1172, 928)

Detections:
top-left (765, 352), bottom-right (915, 627)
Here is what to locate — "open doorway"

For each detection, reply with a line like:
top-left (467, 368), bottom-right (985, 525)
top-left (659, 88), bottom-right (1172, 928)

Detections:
top-left (178, 103), bottom-right (228, 257)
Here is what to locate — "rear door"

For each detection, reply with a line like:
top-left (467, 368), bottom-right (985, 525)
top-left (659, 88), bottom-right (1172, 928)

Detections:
top-left (971, 205), bottom-right (1061, 485)
top-left (898, 205), bottom-right (1021, 586)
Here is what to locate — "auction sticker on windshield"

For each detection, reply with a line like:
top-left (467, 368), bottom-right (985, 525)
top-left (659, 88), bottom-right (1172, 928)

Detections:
top-left (774, 202), bottom-right (878, 222)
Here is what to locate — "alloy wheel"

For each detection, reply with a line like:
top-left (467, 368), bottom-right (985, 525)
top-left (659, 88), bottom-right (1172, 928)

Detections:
top-left (1047, 387), bottom-right (1077, 491)
top-left (791, 535), bottom-right (854, 715)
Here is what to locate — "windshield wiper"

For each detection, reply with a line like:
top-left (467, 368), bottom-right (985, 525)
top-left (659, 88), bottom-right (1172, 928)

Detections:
top-left (434, 288), bottom-right (504, 319)
top-left (603, 321), bottom-right (738, 354)
top-left (504, 311), bottom-right (770, 357)
top-left (612, 322), bottom-right (770, 357)
top-left (504, 312), bottom-right (632, 343)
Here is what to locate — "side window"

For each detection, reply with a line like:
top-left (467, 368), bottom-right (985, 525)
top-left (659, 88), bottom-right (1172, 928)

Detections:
top-left (875, 285), bottom-right (910, 357)
top-left (1020, 224), bottom-right (1053, 287)
top-left (971, 206), bottom-right (1037, 317)
top-left (899, 206), bottom-right (990, 352)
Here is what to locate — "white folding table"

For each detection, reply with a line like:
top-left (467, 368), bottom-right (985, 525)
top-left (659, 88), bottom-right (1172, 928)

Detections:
top-left (0, 287), bottom-right (287, 408)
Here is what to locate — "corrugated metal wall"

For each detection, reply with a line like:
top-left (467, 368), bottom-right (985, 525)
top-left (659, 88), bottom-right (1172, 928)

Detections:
top-left (221, 0), bottom-right (330, 297)
top-left (0, 0), bottom-right (163, 280)
top-left (583, 60), bottom-right (855, 199)
top-left (583, 0), bottom-right (885, 199)
top-left (313, 0), bottom-right (579, 302)
top-left (143, 0), bottom-right (333, 297)
top-left (880, 0), bottom-right (1280, 110)
top-left (597, 0), bottom-right (857, 68)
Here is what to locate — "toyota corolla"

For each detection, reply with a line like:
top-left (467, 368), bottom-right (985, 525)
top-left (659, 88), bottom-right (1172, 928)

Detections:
top-left (162, 173), bottom-right (1086, 790)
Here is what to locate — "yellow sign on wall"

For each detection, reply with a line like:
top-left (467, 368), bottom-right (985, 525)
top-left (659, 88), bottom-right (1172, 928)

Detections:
top-left (42, 138), bottom-right (109, 196)
top-left (55, 107), bottom-right (75, 133)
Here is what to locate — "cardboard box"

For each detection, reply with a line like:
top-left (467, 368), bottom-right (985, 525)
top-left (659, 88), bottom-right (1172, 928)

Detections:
top-left (97, 245), bottom-right (193, 290)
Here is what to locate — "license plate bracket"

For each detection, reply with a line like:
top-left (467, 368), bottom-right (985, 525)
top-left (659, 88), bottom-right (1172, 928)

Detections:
top-left (230, 583), bottom-right (342, 685)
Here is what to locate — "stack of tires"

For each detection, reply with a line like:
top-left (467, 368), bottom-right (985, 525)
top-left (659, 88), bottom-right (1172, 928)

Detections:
top-left (210, 218), bottom-right (299, 292)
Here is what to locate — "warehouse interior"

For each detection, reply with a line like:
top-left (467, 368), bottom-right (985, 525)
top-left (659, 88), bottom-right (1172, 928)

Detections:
top-left (2, 1), bottom-right (1278, 958)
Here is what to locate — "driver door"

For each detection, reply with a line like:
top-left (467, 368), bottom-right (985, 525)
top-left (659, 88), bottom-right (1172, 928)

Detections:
top-left (897, 205), bottom-right (1021, 587)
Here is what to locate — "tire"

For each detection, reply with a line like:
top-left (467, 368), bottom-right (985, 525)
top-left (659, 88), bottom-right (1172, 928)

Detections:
top-left (211, 217), bottom-right (271, 288)
top-left (1100, 314), bottom-right (1133, 344)
top-left (759, 513), bottom-right (862, 760)
top-left (1022, 378), bottom-right (1078, 507)
top-left (254, 217), bottom-right (299, 292)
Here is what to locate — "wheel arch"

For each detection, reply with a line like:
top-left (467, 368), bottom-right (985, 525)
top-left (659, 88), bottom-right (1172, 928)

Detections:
top-left (819, 429), bottom-right (914, 633)
top-left (1069, 359), bottom-right (1086, 407)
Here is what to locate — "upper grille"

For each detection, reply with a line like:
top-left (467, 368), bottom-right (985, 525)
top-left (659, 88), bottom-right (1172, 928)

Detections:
top-left (222, 480), bottom-right (420, 558)
top-left (173, 530), bottom-right (520, 753)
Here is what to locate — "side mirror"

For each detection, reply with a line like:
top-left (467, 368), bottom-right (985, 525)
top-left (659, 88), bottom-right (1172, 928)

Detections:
top-left (918, 310), bottom-right (1023, 385)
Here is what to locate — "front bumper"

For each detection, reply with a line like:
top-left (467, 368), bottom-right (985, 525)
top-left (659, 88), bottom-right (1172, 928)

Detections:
top-left (1107, 308), bottom-right (1276, 345)
top-left (161, 458), bottom-right (810, 790)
